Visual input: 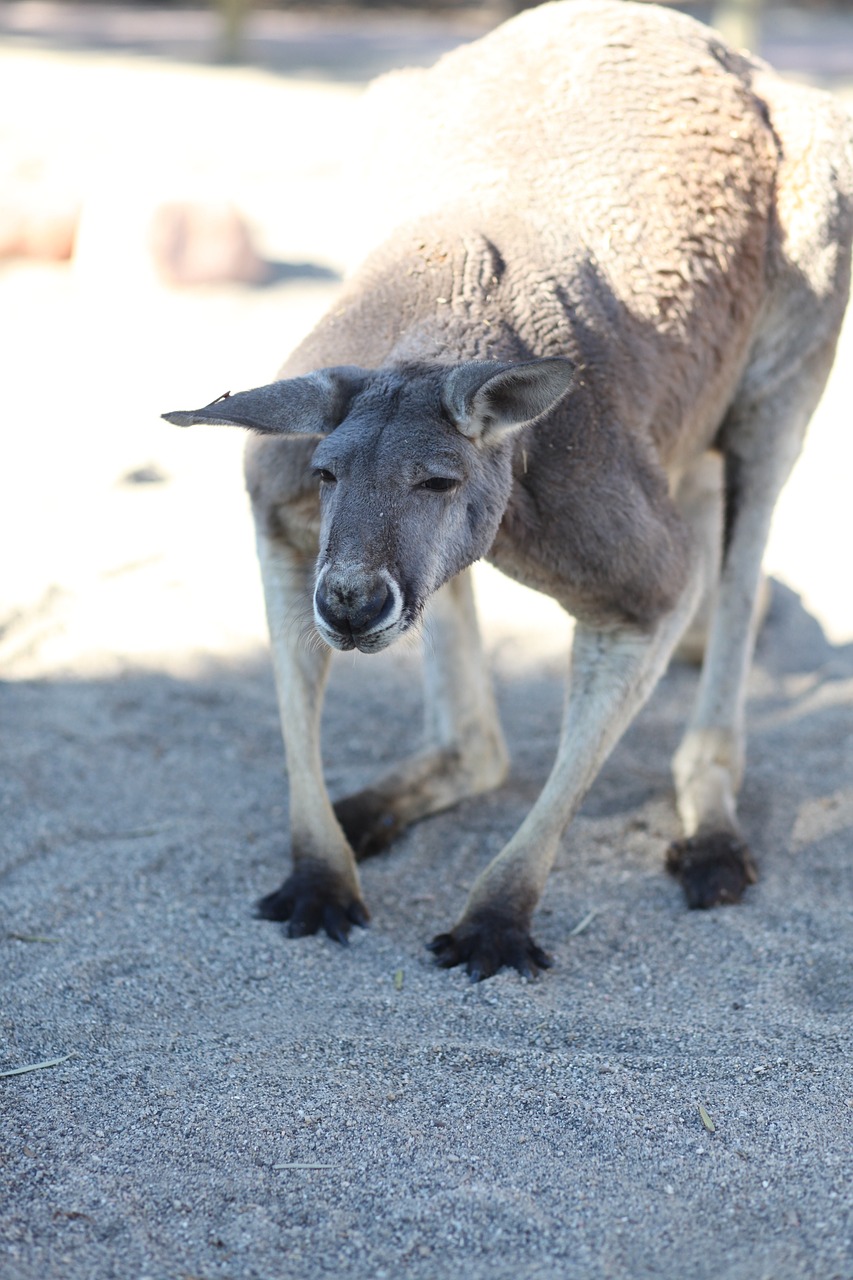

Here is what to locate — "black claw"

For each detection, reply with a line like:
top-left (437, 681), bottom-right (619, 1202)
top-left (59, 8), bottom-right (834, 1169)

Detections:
top-left (288, 894), bottom-right (322, 936)
top-left (529, 944), bottom-right (554, 971)
top-left (322, 906), bottom-right (351, 946)
top-left (667, 832), bottom-right (757, 909)
top-left (286, 915), bottom-right (313, 940)
top-left (256, 861), bottom-right (368, 946)
top-left (428, 913), bottom-right (552, 982)
top-left (334, 789), bottom-right (404, 862)
top-left (346, 901), bottom-right (370, 929)
top-left (255, 887), bottom-right (294, 922)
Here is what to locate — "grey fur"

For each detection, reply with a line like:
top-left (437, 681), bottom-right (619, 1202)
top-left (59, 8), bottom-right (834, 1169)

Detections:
top-left (164, 0), bottom-right (853, 979)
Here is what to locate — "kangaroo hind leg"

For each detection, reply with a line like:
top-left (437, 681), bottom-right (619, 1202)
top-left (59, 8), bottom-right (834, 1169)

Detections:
top-left (670, 74), bottom-right (853, 908)
top-left (669, 339), bottom-right (845, 908)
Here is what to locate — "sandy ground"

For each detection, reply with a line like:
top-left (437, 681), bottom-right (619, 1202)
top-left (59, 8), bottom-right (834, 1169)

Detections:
top-left (1, 10), bottom-right (852, 1280)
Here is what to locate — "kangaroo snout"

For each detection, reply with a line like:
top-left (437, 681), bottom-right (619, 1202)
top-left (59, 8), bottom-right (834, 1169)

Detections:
top-left (314, 565), bottom-right (402, 651)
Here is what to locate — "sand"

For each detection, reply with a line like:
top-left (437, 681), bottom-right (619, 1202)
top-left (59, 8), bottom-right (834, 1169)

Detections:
top-left (1, 11), bottom-right (851, 1279)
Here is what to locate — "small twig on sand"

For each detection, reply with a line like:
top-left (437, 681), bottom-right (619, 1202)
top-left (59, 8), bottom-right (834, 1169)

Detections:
top-left (273, 1162), bottom-right (342, 1171)
top-left (7, 933), bottom-right (60, 944)
top-left (568, 909), bottom-right (599, 937)
top-left (0, 1054), bottom-right (73, 1079)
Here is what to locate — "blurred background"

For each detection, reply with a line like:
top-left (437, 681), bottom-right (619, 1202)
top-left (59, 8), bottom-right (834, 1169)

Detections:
top-left (4, 2), bottom-right (853, 76)
top-left (1, 0), bottom-right (852, 679)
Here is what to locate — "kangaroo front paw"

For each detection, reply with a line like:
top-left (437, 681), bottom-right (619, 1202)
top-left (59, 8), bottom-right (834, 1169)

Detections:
top-left (333, 788), bottom-right (403, 861)
top-left (256, 860), bottom-right (369, 944)
top-left (666, 832), bottom-right (757, 908)
top-left (427, 913), bottom-right (553, 982)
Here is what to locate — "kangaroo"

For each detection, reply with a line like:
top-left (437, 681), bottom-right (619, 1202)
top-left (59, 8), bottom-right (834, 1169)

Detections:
top-left (164, 0), bottom-right (853, 980)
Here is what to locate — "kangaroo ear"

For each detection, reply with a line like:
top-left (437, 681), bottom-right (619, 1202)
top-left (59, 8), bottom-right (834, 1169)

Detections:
top-left (443, 357), bottom-right (575, 443)
top-left (161, 366), bottom-right (367, 435)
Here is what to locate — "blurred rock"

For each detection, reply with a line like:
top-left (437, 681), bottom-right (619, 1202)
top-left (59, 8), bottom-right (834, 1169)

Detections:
top-left (119, 464), bottom-right (170, 486)
top-left (0, 178), bottom-right (80, 261)
top-left (147, 200), bottom-right (270, 287)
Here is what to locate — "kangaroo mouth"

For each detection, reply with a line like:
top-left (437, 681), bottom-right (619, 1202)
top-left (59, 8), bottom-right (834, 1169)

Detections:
top-left (312, 570), bottom-right (413, 654)
top-left (315, 615), bottom-right (409, 654)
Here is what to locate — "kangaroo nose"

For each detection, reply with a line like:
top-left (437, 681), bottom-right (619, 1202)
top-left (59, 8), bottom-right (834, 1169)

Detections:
top-left (315, 573), bottom-right (391, 638)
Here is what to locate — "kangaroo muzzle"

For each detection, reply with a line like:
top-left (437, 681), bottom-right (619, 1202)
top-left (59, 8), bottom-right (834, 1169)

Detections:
top-left (313, 565), bottom-right (403, 652)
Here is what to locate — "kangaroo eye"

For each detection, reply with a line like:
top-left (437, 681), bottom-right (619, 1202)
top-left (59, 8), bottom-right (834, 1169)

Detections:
top-left (313, 468), bottom-right (337, 485)
top-left (418, 476), bottom-right (458, 493)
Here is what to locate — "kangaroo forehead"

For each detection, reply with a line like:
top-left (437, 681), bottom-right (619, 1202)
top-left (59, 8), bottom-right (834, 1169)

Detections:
top-left (350, 363), bottom-right (449, 413)
top-left (315, 370), bottom-right (465, 463)
top-left (313, 414), bottom-right (468, 477)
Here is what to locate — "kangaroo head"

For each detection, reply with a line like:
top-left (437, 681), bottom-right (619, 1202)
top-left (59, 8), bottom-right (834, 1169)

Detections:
top-left (163, 358), bottom-right (573, 653)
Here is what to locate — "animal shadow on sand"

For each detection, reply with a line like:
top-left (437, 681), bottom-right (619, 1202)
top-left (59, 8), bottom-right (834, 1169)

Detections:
top-left (1, 577), bottom-right (850, 958)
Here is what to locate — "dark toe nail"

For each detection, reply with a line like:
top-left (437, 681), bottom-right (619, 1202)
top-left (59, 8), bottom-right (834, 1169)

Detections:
top-left (322, 910), bottom-right (350, 946)
top-left (347, 902), bottom-right (370, 928)
top-left (287, 918), bottom-right (313, 939)
top-left (530, 946), bottom-right (553, 970)
top-left (256, 891), bottom-right (294, 922)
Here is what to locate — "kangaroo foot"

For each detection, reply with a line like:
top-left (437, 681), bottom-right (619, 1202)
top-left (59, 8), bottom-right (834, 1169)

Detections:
top-left (256, 860), bottom-right (369, 944)
top-left (666, 832), bottom-right (757, 908)
top-left (427, 912), bottom-right (553, 982)
top-left (333, 789), bottom-right (404, 861)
